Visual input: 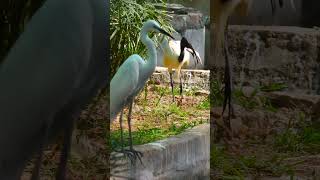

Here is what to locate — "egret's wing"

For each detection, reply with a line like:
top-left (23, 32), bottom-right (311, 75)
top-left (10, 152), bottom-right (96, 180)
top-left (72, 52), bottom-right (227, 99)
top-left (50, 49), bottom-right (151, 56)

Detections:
top-left (110, 55), bottom-right (141, 120)
top-left (0, 0), bottom-right (94, 175)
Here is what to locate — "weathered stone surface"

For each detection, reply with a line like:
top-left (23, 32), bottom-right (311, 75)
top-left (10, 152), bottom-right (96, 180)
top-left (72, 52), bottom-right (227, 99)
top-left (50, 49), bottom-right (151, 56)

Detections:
top-left (150, 67), bottom-right (210, 91)
top-left (162, 3), bottom-right (204, 32)
top-left (211, 103), bottom-right (316, 139)
top-left (210, 25), bottom-right (320, 94)
top-left (194, 90), bottom-right (210, 96)
top-left (242, 86), bottom-right (256, 97)
top-left (154, 3), bottom-right (198, 15)
top-left (261, 91), bottom-right (320, 118)
top-left (171, 13), bottom-right (204, 32)
top-left (282, 155), bottom-right (320, 178)
top-left (110, 124), bottom-right (210, 180)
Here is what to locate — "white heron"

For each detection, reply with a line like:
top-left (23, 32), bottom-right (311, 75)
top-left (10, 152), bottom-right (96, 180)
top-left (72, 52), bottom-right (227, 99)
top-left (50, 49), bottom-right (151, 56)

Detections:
top-left (160, 37), bottom-right (202, 102)
top-left (0, 0), bottom-right (108, 179)
top-left (110, 20), bottom-right (174, 162)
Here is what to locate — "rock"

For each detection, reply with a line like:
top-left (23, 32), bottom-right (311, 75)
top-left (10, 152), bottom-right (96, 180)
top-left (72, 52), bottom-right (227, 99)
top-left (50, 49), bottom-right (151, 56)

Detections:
top-left (230, 117), bottom-right (243, 137)
top-left (194, 90), bottom-right (209, 96)
top-left (282, 155), bottom-right (320, 178)
top-left (242, 86), bottom-right (256, 97)
top-left (172, 15), bottom-right (187, 31)
top-left (186, 13), bottom-right (203, 29)
top-left (240, 110), bottom-right (265, 129)
top-left (165, 3), bottom-right (200, 15)
top-left (261, 91), bottom-right (320, 115)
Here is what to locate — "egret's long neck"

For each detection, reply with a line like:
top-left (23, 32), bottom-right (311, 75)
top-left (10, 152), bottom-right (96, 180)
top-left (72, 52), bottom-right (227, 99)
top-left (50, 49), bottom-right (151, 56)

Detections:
top-left (140, 29), bottom-right (157, 76)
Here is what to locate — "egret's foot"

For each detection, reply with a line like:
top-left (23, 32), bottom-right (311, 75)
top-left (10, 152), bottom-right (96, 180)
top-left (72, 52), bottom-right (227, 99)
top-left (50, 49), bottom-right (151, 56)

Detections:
top-left (115, 148), bottom-right (143, 165)
top-left (129, 148), bottom-right (143, 165)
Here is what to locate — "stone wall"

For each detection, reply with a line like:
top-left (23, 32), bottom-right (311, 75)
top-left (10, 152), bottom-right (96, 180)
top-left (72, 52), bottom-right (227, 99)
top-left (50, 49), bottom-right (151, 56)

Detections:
top-left (151, 67), bottom-right (210, 92)
top-left (210, 25), bottom-right (320, 95)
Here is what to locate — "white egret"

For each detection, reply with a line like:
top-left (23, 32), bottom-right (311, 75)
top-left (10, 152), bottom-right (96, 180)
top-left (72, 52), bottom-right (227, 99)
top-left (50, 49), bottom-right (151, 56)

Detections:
top-left (0, 0), bottom-right (108, 179)
top-left (110, 20), bottom-right (174, 162)
top-left (160, 37), bottom-right (202, 102)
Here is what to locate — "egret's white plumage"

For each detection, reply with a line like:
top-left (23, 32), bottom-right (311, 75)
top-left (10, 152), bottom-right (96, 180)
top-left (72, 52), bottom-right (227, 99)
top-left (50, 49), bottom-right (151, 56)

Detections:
top-left (111, 20), bottom-right (173, 121)
top-left (110, 20), bottom-right (174, 161)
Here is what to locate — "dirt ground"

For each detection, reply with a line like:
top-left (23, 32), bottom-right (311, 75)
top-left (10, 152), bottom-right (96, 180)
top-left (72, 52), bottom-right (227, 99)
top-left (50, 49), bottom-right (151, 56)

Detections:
top-left (22, 94), bottom-right (109, 179)
top-left (21, 82), bottom-right (209, 179)
top-left (111, 84), bottom-right (209, 132)
top-left (211, 103), bottom-right (320, 179)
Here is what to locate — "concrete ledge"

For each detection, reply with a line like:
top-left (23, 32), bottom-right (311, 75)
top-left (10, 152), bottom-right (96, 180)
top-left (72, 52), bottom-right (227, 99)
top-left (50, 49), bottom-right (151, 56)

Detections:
top-left (110, 123), bottom-right (210, 180)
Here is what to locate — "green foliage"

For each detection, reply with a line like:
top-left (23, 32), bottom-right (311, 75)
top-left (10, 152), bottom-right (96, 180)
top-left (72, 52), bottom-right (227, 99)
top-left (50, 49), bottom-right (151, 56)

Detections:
top-left (110, 0), bottom-right (174, 78)
top-left (211, 145), bottom-right (246, 179)
top-left (210, 80), bottom-right (224, 107)
top-left (0, 0), bottom-right (44, 62)
top-left (211, 145), bottom-right (295, 179)
top-left (259, 96), bottom-right (278, 112)
top-left (233, 88), bottom-right (259, 110)
top-left (260, 83), bottom-right (288, 92)
top-left (197, 97), bottom-right (210, 110)
top-left (153, 85), bottom-right (181, 96)
top-left (274, 129), bottom-right (303, 153)
top-left (210, 78), bottom-right (279, 111)
top-left (274, 114), bottom-right (320, 154)
top-left (110, 119), bottom-right (205, 150)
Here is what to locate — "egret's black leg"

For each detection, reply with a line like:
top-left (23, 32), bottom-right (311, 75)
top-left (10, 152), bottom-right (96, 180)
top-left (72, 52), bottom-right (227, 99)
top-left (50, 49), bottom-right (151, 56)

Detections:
top-left (55, 119), bottom-right (74, 180)
top-left (119, 109), bottom-right (125, 151)
top-left (31, 122), bottom-right (51, 180)
top-left (169, 72), bottom-right (175, 102)
top-left (115, 109), bottom-right (137, 162)
top-left (179, 74), bottom-right (183, 96)
top-left (221, 19), bottom-right (233, 130)
top-left (127, 100), bottom-right (143, 165)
